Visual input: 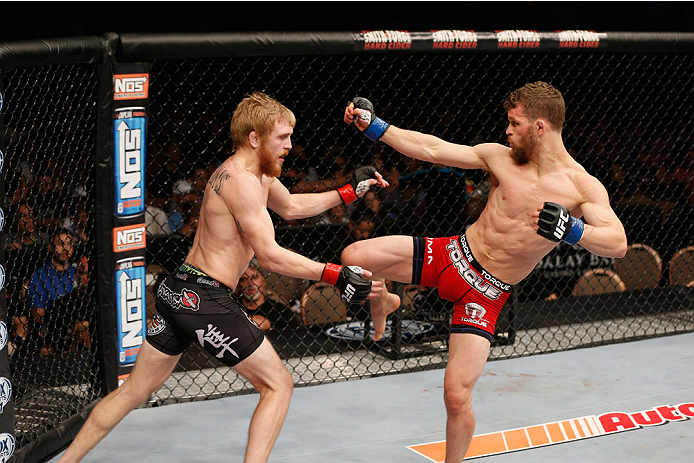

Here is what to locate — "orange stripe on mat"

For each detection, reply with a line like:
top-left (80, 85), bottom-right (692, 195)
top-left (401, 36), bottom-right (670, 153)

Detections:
top-left (503, 428), bottom-right (530, 450)
top-left (546, 422), bottom-right (566, 443)
top-left (408, 415), bottom-right (607, 461)
top-left (527, 425), bottom-right (550, 446)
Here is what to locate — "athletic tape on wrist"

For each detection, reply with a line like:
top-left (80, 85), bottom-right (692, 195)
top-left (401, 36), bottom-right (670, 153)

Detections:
top-left (363, 117), bottom-right (390, 142)
top-left (564, 217), bottom-right (585, 245)
top-left (321, 263), bottom-right (342, 286)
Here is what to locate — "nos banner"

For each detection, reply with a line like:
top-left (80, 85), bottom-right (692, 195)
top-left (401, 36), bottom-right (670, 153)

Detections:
top-left (112, 64), bottom-right (150, 385)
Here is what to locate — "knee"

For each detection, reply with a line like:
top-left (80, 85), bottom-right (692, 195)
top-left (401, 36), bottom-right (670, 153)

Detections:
top-left (340, 242), bottom-right (362, 266)
top-left (443, 385), bottom-right (474, 416)
top-left (258, 367), bottom-right (294, 401)
top-left (278, 368), bottom-right (294, 397)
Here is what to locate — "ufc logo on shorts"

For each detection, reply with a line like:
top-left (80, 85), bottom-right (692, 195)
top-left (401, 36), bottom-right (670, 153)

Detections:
top-left (343, 284), bottom-right (356, 302)
top-left (554, 210), bottom-right (570, 240)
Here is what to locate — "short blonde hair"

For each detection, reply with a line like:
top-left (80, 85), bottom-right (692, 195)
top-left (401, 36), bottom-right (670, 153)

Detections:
top-left (503, 81), bottom-right (565, 131)
top-left (229, 92), bottom-right (296, 151)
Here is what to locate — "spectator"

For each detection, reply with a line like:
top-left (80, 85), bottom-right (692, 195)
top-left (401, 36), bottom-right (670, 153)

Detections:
top-left (168, 179), bottom-right (194, 234)
top-left (168, 166), bottom-right (207, 235)
top-left (316, 203), bottom-right (349, 226)
top-left (280, 142), bottom-right (316, 190)
top-left (32, 171), bottom-right (63, 231)
top-left (7, 175), bottom-right (32, 206)
top-left (179, 201), bottom-right (201, 239)
top-left (6, 202), bottom-right (48, 253)
top-left (149, 142), bottom-right (192, 199)
top-left (347, 209), bottom-right (377, 244)
top-left (236, 261), bottom-right (294, 332)
top-left (188, 165), bottom-right (210, 195)
top-left (5, 202), bottom-right (49, 356)
top-left (289, 146), bottom-right (347, 195)
top-left (375, 159), bottom-right (403, 221)
top-left (359, 189), bottom-right (383, 219)
top-left (145, 191), bottom-right (172, 236)
top-left (60, 203), bottom-right (89, 253)
top-left (25, 230), bottom-right (91, 355)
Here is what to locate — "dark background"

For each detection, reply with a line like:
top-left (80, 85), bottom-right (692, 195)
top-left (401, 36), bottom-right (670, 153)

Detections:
top-left (0, 1), bottom-right (692, 41)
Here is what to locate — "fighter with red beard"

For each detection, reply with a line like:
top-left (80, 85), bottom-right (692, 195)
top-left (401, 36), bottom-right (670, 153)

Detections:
top-left (341, 82), bottom-right (628, 462)
top-left (60, 92), bottom-right (388, 462)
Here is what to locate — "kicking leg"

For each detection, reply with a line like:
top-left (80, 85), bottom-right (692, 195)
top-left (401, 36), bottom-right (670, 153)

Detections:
top-left (59, 341), bottom-right (180, 462)
top-left (232, 337), bottom-right (293, 463)
top-left (443, 333), bottom-right (490, 462)
top-left (341, 235), bottom-right (414, 340)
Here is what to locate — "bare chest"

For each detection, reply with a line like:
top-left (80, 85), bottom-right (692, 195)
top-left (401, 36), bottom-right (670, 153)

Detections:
top-left (492, 171), bottom-right (581, 219)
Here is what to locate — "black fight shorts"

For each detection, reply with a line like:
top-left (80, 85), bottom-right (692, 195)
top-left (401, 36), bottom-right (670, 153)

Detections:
top-left (147, 263), bottom-right (264, 367)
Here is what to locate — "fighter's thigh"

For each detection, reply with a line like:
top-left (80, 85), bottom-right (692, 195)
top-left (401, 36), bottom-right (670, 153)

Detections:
top-left (124, 341), bottom-right (181, 399)
top-left (444, 333), bottom-right (491, 391)
top-left (232, 337), bottom-right (292, 391)
top-left (341, 235), bottom-right (414, 282)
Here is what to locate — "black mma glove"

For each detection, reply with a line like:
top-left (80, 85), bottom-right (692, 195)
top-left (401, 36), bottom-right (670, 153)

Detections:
top-left (536, 202), bottom-right (585, 245)
top-left (351, 97), bottom-right (390, 142)
top-left (321, 263), bottom-right (372, 304)
top-left (337, 166), bottom-right (379, 205)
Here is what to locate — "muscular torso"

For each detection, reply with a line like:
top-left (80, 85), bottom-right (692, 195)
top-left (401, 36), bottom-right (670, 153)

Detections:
top-left (185, 158), bottom-right (272, 290)
top-left (465, 145), bottom-right (588, 285)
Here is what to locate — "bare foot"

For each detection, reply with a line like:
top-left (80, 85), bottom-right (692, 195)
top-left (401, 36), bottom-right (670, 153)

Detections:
top-left (370, 281), bottom-right (401, 341)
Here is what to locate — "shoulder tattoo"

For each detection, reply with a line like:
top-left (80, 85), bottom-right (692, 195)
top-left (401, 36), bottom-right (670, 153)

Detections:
top-left (209, 167), bottom-right (231, 195)
top-left (236, 220), bottom-right (245, 234)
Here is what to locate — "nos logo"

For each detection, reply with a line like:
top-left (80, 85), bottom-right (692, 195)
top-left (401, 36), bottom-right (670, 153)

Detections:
top-left (113, 224), bottom-right (146, 252)
top-left (118, 271), bottom-right (143, 348)
top-left (114, 107), bottom-right (146, 216)
top-left (114, 74), bottom-right (149, 100)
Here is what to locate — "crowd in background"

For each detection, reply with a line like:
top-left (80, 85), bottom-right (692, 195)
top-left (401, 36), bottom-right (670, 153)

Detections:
top-left (4, 105), bottom-right (694, 346)
top-left (4, 146), bottom-right (94, 357)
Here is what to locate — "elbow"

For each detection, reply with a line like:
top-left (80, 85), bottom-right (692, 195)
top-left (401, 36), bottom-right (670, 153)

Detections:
top-left (255, 253), bottom-right (280, 274)
top-left (255, 246), bottom-right (287, 275)
top-left (613, 234), bottom-right (628, 259)
top-left (616, 240), bottom-right (628, 259)
top-left (277, 203), bottom-right (302, 221)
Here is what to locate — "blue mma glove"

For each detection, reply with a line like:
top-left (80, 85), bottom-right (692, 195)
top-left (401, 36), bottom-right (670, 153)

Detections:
top-left (352, 97), bottom-right (390, 142)
top-left (537, 202), bottom-right (585, 245)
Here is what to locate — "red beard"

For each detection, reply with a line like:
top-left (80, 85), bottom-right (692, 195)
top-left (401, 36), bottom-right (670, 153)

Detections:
top-left (259, 142), bottom-right (283, 177)
top-left (510, 132), bottom-right (538, 166)
top-left (511, 146), bottom-right (530, 165)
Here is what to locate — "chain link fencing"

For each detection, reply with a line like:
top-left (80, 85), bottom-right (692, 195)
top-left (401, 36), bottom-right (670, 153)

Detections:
top-left (143, 51), bottom-right (694, 404)
top-left (3, 63), bottom-right (101, 451)
top-left (1, 34), bottom-right (693, 460)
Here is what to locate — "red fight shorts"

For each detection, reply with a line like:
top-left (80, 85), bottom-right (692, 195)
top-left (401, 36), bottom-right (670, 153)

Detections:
top-left (411, 234), bottom-right (513, 342)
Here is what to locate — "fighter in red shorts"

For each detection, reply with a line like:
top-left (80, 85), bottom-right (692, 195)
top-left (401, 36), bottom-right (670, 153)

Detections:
top-left (341, 82), bottom-right (627, 462)
top-left (412, 234), bottom-right (512, 341)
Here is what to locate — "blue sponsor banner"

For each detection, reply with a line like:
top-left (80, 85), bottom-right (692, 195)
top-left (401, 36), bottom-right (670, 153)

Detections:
top-left (114, 257), bottom-right (146, 366)
top-left (113, 107), bottom-right (146, 217)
